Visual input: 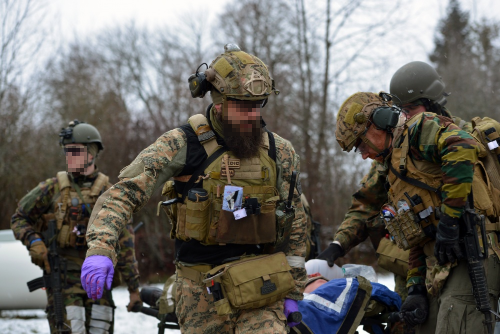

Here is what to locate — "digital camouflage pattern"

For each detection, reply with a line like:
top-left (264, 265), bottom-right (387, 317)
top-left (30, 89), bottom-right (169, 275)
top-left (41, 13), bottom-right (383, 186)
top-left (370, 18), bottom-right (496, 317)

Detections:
top-left (11, 169), bottom-right (140, 332)
top-left (86, 117), bottom-right (307, 300)
top-left (175, 274), bottom-right (287, 333)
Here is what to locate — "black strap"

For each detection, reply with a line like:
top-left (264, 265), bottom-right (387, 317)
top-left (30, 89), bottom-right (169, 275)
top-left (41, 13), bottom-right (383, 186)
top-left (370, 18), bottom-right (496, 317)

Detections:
top-left (338, 287), bottom-right (367, 334)
top-left (290, 322), bottom-right (314, 334)
top-left (181, 146), bottom-right (226, 202)
top-left (266, 129), bottom-right (276, 163)
top-left (389, 164), bottom-right (441, 197)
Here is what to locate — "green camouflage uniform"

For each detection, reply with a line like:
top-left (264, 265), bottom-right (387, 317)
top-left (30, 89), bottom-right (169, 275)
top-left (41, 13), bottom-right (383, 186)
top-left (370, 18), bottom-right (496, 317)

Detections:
top-left (85, 109), bottom-right (307, 334)
top-left (11, 169), bottom-right (140, 334)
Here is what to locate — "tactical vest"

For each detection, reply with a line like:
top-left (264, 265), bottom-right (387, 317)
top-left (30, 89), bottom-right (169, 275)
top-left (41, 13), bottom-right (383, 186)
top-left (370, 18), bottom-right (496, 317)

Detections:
top-left (162, 114), bottom-right (282, 246)
top-left (385, 113), bottom-right (499, 250)
top-left (50, 171), bottom-right (109, 249)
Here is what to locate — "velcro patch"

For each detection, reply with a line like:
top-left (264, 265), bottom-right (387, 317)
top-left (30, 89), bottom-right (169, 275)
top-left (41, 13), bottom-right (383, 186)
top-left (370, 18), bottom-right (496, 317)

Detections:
top-left (345, 103), bottom-right (363, 125)
top-left (233, 51), bottom-right (255, 64)
top-left (214, 57), bottom-right (234, 78)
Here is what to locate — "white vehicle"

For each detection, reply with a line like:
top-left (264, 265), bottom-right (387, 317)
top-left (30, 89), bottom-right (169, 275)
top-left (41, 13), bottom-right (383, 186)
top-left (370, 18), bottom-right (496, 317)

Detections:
top-left (0, 229), bottom-right (47, 310)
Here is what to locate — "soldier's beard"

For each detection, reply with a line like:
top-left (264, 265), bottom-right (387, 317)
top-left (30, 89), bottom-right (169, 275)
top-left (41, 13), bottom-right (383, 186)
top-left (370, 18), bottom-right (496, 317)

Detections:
top-left (222, 121), bottom-right (263, 159)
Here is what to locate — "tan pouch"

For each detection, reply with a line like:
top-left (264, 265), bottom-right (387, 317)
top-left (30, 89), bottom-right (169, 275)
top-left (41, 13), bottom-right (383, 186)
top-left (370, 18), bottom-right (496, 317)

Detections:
top-left (215, 196), bottom-right (277, 245)
top-left (160, 181), bottom-right (179, 238)
top-left (57, 224), bottom-right (70, 248)
top-left (205, 252), bottom-right (295, 310)
top-left (376, 237), bottom-right (409, 277)
top-left (159, 274), bottom-right (177, 315)
top-left (184, 197), bottom-right (211, 240)
top-left (384, 207), bottom-right (428, 251)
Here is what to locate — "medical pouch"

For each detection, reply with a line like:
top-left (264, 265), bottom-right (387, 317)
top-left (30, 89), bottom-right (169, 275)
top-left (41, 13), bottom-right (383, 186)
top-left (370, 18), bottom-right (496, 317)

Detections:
top-left (205, 252), bottom-right (295, 310)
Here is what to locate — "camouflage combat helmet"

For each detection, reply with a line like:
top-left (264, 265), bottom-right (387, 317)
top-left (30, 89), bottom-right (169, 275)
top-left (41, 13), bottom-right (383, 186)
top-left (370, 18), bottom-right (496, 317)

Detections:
top-left (390, 61), bottom-right (447, 106)
top-left (59, 119), bottom-right (103, 151)
top-left (336, 92), bottom-right (385, 152)
top-left (206, 44), bottom-right (279, 104)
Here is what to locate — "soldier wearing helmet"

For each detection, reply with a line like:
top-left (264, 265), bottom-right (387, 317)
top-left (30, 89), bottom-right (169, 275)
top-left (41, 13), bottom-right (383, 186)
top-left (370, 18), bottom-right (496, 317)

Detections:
top-left (319, 63), bottom-right (476, 334)
top-left (81, 44), bottom-right (307, 333)
top-left (11, 120), bottom-right (141, 334)
top-left (325, 91), bottom-right (500, 334)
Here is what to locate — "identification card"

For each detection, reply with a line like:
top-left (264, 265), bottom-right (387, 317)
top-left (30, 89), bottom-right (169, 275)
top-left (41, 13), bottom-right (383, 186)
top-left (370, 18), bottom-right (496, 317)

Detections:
top-left (222, 185), bottom-right (244, 212)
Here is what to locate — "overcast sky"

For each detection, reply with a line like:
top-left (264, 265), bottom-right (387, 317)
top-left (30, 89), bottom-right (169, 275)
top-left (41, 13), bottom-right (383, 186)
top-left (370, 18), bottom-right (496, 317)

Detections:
top-left (45, 0), bottom-right (500, 93)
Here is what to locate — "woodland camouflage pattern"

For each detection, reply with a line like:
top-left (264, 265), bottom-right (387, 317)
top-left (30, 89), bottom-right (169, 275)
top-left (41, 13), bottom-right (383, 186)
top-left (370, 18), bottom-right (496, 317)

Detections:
top-left (86, 121), bottom-right (307, 300)
top-left (334, 110), bottom-right (479, 288)
top-left (10, 170), bottom-right (140, 292)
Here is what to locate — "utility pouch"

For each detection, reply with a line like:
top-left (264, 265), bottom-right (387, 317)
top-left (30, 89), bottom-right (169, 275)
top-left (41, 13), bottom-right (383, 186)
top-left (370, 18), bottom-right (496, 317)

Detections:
top-left (383, 204), bottom-right (427, 250)
top-left (215, 196), bottom-right (277, 245)
top-left (376, 237), bottom-right (409, 277)
top-left (272, 201), bottom-right (295, 253)
top-left (182, 188), bottom-right (211, 240)
top-left (204, 252), bottom-right (295, 311)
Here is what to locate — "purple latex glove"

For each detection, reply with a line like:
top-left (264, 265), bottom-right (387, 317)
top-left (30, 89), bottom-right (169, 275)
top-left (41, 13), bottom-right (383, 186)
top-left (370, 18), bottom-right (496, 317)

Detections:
top-left (81, 255), bottom-right (114, 300)
top-left (284, 298), bottom-right (301, 328)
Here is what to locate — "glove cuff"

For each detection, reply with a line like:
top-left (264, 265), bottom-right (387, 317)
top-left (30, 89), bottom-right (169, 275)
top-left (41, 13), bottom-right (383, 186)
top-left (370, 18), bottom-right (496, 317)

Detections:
top-left (330, 243), bottom-right (345, 257)
top-left (439, 214), bottom-right (460, 227)
top-left (408, 284), bottom-right (427, 296)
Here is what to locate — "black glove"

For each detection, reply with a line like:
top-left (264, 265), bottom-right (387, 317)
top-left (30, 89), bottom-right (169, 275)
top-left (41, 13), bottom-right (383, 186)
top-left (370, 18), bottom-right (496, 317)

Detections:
top-left (434, 214), bottom-right (463, 265)
top-left (316, 243), bottom-right (344, 267)
top-left (400, 285), bottom-right (428, 327)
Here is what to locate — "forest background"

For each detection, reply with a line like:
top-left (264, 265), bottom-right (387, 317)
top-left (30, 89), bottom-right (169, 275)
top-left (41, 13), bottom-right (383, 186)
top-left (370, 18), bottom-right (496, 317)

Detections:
top-left (1, 0), bottom-right (500, 282)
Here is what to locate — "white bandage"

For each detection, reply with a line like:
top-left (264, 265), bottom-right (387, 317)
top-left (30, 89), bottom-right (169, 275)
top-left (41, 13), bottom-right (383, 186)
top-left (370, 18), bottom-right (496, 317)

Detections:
top-left (286, 256), bottom-right (306, 268)
top-left (90, 304), bottom-right (113, 322)
top-left (65, 306), bottom-right (85, 334)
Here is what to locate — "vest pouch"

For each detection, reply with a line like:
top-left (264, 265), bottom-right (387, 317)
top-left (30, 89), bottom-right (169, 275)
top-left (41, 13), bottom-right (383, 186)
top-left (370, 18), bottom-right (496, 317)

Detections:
top-left (184, 189), bottom-right (211, 241)
top-left (204, 252), bottom-right (295, 310)
top-left (215, 197), bottom-right (277, 245)
top-left (214, 298), bottom-right (233, 316)
top-left (161, 181), bottom-right (178, 238)
top-left (472, 162), bottom-right (497, 217)
top-left (376, 237), bottom-right (409, 277)
top-left (57, 224), bottom-right (71, 248)
top-left (383, 203), bottom-right (427, 251)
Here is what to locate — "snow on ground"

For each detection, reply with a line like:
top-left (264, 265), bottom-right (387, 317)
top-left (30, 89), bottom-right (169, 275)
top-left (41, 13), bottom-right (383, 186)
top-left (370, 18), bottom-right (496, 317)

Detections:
top-left (0, 276), bottom-right (396, 334)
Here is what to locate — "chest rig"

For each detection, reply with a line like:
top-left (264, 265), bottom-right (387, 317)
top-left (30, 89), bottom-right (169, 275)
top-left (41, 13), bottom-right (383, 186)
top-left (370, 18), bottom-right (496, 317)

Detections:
top-left (52, 171), bottom-right (109, 249)
top-left (162, 114), bottom-right (287, 247)
top-left (384, 114), bottom-right (499, 250)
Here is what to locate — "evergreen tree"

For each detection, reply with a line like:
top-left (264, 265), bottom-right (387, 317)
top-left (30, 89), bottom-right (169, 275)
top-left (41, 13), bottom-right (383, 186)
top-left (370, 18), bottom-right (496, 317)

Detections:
top-left (430, 0), bottom-right (500, 119)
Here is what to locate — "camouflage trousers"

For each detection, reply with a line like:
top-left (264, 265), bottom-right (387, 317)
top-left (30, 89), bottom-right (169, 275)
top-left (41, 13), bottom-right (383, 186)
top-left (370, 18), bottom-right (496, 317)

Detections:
top-left (46, 270), bottom-right (115, 334)
top-left (174, 271), bottom-right (288, 334)
top-left (416, 254), bottom-right (500, 334)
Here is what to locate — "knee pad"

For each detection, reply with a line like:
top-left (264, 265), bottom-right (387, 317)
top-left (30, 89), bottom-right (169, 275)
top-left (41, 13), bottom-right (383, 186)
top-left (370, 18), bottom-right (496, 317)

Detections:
top-left (89, 304), bottom-right (113, 334)
top-left (65, 305), bottom-right (86, 334)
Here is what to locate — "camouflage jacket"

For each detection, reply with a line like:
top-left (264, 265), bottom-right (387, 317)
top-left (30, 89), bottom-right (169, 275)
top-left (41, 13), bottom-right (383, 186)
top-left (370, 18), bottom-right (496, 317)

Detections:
top-left (85, 112), bottom-right (307, 300)
top-left (11, 169), bottom-right (140, 292)
top-left (335, 113), bottom-right (479, 286)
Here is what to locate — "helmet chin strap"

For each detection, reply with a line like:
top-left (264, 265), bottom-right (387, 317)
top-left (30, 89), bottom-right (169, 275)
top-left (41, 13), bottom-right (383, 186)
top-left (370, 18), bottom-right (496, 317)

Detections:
top-left (359, 130), bottom-right (392, 159)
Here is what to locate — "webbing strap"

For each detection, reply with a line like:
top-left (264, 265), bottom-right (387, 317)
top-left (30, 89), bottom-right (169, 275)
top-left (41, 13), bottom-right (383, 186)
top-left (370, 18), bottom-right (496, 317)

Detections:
top-left (290, 322), bottom-right (314, 334)
top-left (389, 164), bottom-right (441, 197)
top-left (181, 146), bottom-right (227, 202)
top-left (71, 181), bottom-right (92, 213)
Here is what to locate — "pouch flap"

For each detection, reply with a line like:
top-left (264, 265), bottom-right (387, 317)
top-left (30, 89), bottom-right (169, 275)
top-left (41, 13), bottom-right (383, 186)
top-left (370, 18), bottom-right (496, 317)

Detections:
top-left (227, 253), bottom-right (291, 286)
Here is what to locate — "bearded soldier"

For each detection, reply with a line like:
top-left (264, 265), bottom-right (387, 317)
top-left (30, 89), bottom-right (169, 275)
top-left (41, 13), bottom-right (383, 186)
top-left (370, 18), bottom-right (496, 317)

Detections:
top-left (333, 90), bottom-right (500, 334)
top-left (80, 44), bottom-right (307, 334)
top-left (11, 120), bottom-right (141, 334)
top-left (318, 62), bottom-right (472, 333)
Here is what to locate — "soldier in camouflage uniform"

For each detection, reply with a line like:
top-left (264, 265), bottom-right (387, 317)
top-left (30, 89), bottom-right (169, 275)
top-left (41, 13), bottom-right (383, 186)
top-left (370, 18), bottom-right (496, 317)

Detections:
top-left (80, 44), bottom-right (307, 334)
top-left (333, 88), bottom-right (500, 334)
top-left (318, 62), bottom-right (478, 333)
top-left (11, 120), bottom-right (140, 334)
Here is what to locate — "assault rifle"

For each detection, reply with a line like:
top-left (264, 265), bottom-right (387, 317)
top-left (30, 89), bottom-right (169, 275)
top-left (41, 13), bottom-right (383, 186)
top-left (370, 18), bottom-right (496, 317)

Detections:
top-left (27, 220), bottom-right (70, 334)
top-left (130, 286), bottom-right (180, 334)
top-left (461, 198), bottom-right (497, 334)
